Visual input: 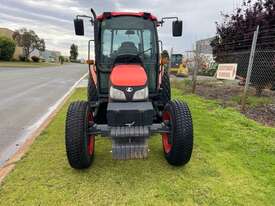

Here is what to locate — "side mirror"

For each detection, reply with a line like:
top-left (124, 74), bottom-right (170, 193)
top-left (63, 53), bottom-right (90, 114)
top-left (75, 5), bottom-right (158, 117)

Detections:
top-left (74, 18), bottom-right (84, 35)
top-left (172, 20), bottom-right (182, 37)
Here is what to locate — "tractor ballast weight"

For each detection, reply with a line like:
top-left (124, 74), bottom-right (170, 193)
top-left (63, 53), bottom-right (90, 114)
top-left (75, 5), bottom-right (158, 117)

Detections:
top-left (65, 8), bottom-right (193, 168)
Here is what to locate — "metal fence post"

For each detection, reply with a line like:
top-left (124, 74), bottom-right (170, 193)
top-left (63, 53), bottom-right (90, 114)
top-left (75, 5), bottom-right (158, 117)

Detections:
top-left (192, 49), bottom-right (199, 93)
top-left (241, 25), bottom-right (259, 112)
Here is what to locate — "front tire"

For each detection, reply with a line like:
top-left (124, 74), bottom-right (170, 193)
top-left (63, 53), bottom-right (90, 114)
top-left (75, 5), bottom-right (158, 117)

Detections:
top-left (65, 101), bottom-right (95, 169)
top-left (160, 67), bottom-right (171, 106)
top-left (162, 100), bottom-right (193, 166)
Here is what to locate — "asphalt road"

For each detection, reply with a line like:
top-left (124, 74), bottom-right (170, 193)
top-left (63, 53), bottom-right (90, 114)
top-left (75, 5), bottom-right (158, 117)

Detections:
top-left (0, 64), bottom-right (87, 166)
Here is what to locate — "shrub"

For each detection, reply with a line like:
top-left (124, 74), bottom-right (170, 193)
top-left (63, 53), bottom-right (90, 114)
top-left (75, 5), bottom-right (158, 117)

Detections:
top-left (31, 55), bottom-right (40, 62)
top-left (59, 55), bottom-right (65, 64)
top-left (19, 55), bottom-right (26, 62)
top-left (0, 36), bottom-right (16, 61)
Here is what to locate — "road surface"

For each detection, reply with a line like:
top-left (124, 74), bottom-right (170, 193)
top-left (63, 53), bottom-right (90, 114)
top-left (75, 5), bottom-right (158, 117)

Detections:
top-left (0, 64), bottom-right (87, 166)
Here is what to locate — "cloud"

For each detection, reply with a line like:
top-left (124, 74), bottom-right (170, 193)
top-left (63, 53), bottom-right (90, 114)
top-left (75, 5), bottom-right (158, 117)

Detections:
top-left (0, 0), bottom-right (236, 58)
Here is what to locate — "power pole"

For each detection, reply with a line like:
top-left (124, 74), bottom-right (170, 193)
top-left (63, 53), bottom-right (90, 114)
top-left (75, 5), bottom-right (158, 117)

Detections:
top-left (169, 47), bottom-right (173, 69)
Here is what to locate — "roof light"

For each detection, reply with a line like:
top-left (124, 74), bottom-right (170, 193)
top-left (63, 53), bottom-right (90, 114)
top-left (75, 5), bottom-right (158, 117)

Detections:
top-left (143, 12), bottom-right (151, 19)
top-left (103, 12), bottom-right (112, 19)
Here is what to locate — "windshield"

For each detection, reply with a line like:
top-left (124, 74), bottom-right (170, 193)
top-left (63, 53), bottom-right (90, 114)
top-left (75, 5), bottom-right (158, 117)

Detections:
top-left (171, 54), bottom-right (182, 67)
top-left (99, 16), bottom-right (157, 70)
top-left (171, 54), bottom-right (183, 64)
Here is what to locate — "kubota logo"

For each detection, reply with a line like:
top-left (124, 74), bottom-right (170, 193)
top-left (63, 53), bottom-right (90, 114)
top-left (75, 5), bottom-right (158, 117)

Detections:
top-left (126, 87), bottom-right (133, 93)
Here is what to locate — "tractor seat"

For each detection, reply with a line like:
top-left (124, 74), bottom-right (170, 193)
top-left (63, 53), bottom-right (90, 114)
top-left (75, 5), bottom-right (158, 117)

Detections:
top-left (117, 42), bottom-right (138, 54)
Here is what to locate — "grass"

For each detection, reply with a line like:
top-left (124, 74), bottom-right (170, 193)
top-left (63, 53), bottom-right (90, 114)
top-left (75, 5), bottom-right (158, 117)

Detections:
top-left (171, 78), bottom-right (192, 92)
top-left (0, 61), bottom-right (60, 68)
top-left (0, 88), bottom-right (274, 205)
top-left (231, 95), bottom-right (273, 108)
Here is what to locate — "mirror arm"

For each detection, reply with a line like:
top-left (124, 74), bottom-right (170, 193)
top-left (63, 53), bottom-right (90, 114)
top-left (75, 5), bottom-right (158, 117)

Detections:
top-left (158, 17), bottom-right (179, 26)
top-left (76, 15), bottom-right (95, 25)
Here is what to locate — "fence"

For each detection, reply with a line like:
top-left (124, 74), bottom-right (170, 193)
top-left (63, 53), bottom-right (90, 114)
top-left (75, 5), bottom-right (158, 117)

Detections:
top-left (189, 26), bottom-right (275, 112)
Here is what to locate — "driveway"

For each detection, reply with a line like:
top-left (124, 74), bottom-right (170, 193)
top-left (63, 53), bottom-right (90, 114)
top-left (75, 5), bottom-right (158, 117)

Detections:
top-left (0, 64), bottom-right (87, 166)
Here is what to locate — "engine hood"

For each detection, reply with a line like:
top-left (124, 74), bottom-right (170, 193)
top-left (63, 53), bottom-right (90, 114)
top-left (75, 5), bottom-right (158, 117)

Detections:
top-left (110, 64), bottom-right (147, 87)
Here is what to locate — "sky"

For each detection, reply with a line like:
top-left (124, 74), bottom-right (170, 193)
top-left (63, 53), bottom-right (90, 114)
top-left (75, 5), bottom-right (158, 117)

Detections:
top-left (0, 0), bottom-right (242, 59)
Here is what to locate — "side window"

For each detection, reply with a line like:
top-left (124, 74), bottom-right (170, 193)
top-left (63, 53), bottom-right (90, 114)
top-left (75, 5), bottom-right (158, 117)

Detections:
top-left (102, 30), bottom-right (112, 57)
top-left (143, 30), bottom-right (151, 51)
top-left (143, 30), bottom-right (155, 63)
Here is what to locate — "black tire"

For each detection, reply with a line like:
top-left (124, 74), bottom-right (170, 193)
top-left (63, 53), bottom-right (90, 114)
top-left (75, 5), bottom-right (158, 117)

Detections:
top-left (162, 100), bottom-right (193, 166)
top-left (65, 101), bottom-right (95, 169)
top-left (160, 68), bottom-right (171, 106)
top-left (87, 77), bottom-right (98, 102)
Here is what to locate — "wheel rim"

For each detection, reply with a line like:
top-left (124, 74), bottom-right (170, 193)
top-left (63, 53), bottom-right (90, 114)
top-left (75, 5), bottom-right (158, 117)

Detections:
top-left (162, 111), bottom-right (172, 153)
top-left (87, 112), bottom-right (95, 155)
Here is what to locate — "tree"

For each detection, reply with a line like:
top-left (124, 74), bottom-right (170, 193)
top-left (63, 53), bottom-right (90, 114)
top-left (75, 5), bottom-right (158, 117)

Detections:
top-left (70, 44), bottom-right (78, 61)
top-left (0, 36), bottom-right (16, 61)
top-left (12, 28), bottom-right (45, 61)
top-left (211, 0), bottom-right (275, 94)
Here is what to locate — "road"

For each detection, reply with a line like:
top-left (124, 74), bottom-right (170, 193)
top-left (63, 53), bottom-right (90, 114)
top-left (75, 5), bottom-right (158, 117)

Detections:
top-left (0, 64), bottom-right (87, 166)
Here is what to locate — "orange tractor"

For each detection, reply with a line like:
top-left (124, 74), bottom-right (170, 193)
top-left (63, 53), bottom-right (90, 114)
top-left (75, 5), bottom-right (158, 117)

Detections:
top-left (65, 8), bottom-right (193, 169)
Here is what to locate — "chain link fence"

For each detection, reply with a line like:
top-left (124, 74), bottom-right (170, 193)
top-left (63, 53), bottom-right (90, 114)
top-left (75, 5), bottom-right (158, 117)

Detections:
top-left (171, 26), bottom-right (275, 125)
top-left (189, 26), bottom-right (275, 108)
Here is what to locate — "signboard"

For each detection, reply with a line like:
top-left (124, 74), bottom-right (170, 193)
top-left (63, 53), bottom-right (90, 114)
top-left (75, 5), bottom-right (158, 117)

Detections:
top-left (217, 64), bottom-right (238, 80)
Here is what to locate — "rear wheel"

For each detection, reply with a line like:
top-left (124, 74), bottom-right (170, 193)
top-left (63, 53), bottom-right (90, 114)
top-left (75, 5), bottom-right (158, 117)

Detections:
top-left (162, 100), bottom-right (193, 166)
top-left (65, 101), bottom-right (95, 169)
top-left (160, 68), bottom-right (171, 106)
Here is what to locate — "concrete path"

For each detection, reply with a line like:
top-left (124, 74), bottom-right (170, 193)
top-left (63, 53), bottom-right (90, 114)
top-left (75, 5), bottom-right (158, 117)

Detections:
top-left (0, 64), bottom-right (88, 166)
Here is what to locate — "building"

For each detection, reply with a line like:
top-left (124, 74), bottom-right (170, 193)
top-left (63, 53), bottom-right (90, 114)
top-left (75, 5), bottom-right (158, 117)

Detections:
top-left (40, 50), bottom-right (61, 63)
top-left (0, 27), bottom-right (62, 62)
top-left (0, 28), bottom-right (23, 60)
top-left (196, 37), bottom-right (215, 55)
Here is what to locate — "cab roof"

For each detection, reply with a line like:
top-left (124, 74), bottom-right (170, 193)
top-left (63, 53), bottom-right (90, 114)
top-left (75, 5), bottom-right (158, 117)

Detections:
top-left (97, 12), bottom-right (158, 22)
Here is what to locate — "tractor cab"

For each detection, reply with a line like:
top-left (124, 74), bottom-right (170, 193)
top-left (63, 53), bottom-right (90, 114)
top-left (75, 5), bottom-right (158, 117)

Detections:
top-left (97, 14), bottom-right (158, 95)
top-left (171, 54), bottom-right (183, 68)
top-left (65, 9), bottom-right (193, 168)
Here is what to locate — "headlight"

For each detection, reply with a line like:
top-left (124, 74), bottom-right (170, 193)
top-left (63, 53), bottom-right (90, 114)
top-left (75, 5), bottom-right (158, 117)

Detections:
top-left (110, 86), bottom-right (126, 100)
top-left (133, 87), bottom-right (148, 100)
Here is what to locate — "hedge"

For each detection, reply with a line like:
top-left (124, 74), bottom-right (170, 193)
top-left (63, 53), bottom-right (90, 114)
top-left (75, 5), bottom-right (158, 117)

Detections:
top-left (0, 36), bottom-right (16, 61)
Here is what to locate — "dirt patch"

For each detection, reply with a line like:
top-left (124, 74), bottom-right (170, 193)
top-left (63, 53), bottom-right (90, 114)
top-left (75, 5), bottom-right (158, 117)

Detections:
top-left (195, 82), bottom-right (243, 104)
top-left (244, 104), bottom-right (275, 127)
top-left (172, 78), bottom-right (275, 127)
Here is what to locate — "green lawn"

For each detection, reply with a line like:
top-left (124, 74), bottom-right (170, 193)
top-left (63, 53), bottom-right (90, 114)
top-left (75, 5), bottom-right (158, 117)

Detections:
top-left (0, 61), bottom-right (60, 68)
top-left (0, 88), bottom-right (274, 206)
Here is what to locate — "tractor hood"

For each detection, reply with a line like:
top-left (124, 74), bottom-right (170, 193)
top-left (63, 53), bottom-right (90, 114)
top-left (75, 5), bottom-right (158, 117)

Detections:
top-left (110, 64), bottom-right (147, 87)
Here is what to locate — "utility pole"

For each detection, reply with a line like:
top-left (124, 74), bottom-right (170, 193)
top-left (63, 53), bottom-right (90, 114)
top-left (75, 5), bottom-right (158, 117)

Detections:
top-left (169, 47), bottom-right (173, 69)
